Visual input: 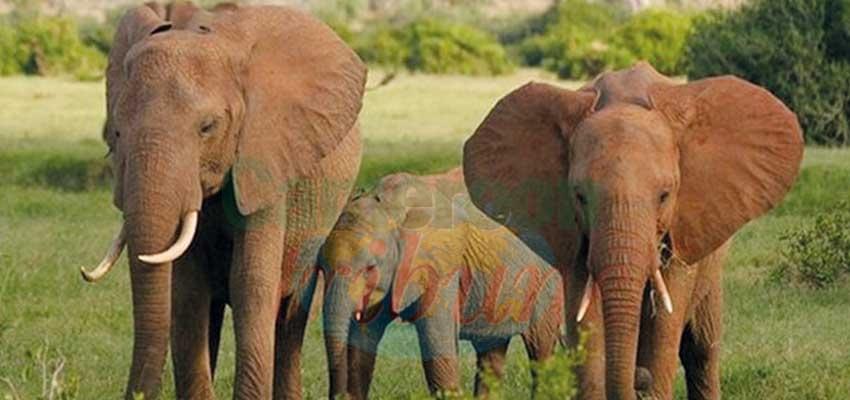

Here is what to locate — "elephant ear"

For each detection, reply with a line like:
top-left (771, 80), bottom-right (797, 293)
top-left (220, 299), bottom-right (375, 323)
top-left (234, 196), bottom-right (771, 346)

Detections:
top-left (463, 82), bottom-right (598, 264)
top-left (649, 76), bottom-right (804, 264)
top-left (230, 7), bottom-right (367, 215)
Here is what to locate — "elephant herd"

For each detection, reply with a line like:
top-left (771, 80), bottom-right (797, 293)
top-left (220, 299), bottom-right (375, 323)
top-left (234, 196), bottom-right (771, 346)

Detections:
top-left (78, 2), bottom-right (804, 399)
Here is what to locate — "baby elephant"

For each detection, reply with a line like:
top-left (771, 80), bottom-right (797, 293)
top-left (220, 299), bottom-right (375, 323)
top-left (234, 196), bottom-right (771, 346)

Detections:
top-left (320, 168), bottom-right (564, 398)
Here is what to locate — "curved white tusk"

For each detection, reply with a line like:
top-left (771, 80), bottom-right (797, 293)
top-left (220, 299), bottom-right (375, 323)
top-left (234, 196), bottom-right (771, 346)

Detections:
top-left (576, 276), bottom-right (595, 323)
top-left (138, 211), bottom-right (199, 264)
top-left (653, 269), bottom-right (673, 314)
top-left (80, 226), bottom-right (127, 283)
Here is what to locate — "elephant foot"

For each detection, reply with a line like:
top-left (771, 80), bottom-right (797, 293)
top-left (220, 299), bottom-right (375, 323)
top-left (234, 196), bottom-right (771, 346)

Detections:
top-left (635, 366), bottom-right (655, 399)
top-left (635, 366), bottom-right (653, 391)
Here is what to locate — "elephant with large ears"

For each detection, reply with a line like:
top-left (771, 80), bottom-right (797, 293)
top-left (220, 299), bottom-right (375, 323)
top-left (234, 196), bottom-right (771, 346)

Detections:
top-left (320, 168), bottom-right (564, 398)
top-left (79, 2), bottom-right (365, 399)
top-left (463, 62), bottom-right (804, 399)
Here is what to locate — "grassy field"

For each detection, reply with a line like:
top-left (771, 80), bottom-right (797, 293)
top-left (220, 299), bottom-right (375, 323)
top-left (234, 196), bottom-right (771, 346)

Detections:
top-left (1, 70), bottom-right (849, 399)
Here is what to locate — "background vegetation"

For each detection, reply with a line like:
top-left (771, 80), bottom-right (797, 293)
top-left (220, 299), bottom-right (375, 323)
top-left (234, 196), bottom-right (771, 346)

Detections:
top-left (0, 12), bottom-right (105, 80)
top-left (2, 0), bottom-right (848, 144)
top-left (517, 0), bottom-right (694, 79)
top-left (685, 0), bottom-right (850, 146)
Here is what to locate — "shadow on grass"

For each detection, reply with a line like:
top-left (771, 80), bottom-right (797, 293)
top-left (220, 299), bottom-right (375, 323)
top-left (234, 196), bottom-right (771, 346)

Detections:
top-left (0, 138), bottom-right (462, 192)
top-left (0, 139), bottom-right (112, 192)
top-left (23, 155), bottom-right (112, 191)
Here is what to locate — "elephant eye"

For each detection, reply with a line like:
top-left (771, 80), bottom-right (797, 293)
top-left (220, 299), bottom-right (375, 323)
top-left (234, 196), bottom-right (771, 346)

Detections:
top-left (659, 190), bottom-right (670, 204)
top-left (199, 119), bottom-right (218, 137)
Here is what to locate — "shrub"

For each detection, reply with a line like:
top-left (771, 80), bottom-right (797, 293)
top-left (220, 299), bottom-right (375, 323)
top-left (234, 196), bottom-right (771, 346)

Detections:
top-left (772, 202), bottom-right (850, 288)
top-left (825, 0), bottom-right (850, 61)
top-left (352, 24), bottom-right (409, 68)
top-left (355, 18), bottom-right (513, 75)
top-left (0, 23), bottom-right (25, 75)
top-left (405, 19), bottom-right (513, 75)
top-left (0, 15), bottom-right (106, 80)
top-left (609, 9), bottom-right (693, 75)
top-left (516, 0), bottom-right (622, 76)
top-left (684, 0), bottom-right (850, 145)
top-left (516, 0), bottom-right (693, 79)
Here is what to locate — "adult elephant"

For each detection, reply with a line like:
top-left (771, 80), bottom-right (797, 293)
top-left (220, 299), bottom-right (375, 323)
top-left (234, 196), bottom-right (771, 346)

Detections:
top-left (462, 62), bottom-right (803, 399)
top-left (79, 2), bottom-right (366, 399)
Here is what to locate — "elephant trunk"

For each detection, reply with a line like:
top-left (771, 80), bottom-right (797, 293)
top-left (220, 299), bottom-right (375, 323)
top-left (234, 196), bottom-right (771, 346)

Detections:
top-left (122, 144), bottom-right (199, 400)
top-left (323, 274), bottom-right (355, 398)
top-left (590, 201), bottom-right (655, 400)
top-left (124, 212), bottom-right (178, 400)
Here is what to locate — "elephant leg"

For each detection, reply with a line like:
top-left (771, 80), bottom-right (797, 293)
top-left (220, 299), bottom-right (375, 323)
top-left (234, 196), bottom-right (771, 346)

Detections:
top-left (171, 253), bottom-right (215, 399)
top-left (565, 269), bottom-right (605, 400)
top-left (679, 287), bottom-right (722, 400)
top-left (273, 276), bottom-right (318, 400)
top-left (522, 312), bottom-right (559, 397)
top-left (230, 211), bottom-right (285, 399)
top-left (348, 315), bottom-right (391, 399)
top-left (415, 314), bottom-right (461, 396)
top-left (208, 299), bottom-right (226, 379)
top-left (473, 339), bottom-right (509, 397)
top-left (637, 266), bottom-right (695, 400)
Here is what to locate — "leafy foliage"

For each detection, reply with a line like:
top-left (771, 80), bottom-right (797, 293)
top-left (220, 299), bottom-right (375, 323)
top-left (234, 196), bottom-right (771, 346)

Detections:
top-left (609, 9), bottom-right (693, 75)
top-left (352, 18), bottom-right (514, 75)
top-left (773, 202), bottom-right (850, 288)
top-left (684, 0), bottom-right (850, 145)
top-left (0, 23), bottom-right (25, 75)
top-left (516, 0), bottom-right (693, 79)
top-left (0, 14), bottom-right (106, 80)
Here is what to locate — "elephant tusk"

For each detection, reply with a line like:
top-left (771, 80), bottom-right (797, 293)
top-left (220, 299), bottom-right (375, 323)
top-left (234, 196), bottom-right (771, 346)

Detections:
top-left (576, 275), bottom-right (595, 323)
top-left (80, 225), bottom-right (127, 282)
top-left (653, 269), bottom-right (673, 314)
top-left (355, 311), bottom-right (362, 322)
top-left (138, 211), bottom-right (199, 264)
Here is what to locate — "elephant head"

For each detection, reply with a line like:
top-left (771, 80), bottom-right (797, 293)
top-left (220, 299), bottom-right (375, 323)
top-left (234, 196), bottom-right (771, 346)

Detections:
top-left (80, 3), bottom-right (365, 397)
top-left (319, 182), bottom-right (407, 398)
top-left (463, 63), bottom-right (803, 399)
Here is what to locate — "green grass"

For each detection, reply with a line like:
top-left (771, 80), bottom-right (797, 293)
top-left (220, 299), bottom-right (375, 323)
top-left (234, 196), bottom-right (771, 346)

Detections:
top-left (1, 72), bottom-right (849, 399)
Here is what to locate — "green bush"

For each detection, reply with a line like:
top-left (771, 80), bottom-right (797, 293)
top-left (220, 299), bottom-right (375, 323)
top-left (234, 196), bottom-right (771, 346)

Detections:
top-left (609, 9), bottom-right (693, 75)
top-left (406, 19), bottom-right (513, 75)
top-left (0, 15), bottom-right (106, 80)
top-left (516, 0), bottom-right (692, 79)
top-left (516, 0), bottom-right (620, 74)
top-left (352, 24), bottom-right (409, 68)
top-left (825, 0), bottom-right (850, 61)
top-left (772, 202), bottom-right (850, 288)
top-left (354, 18), bottom-right (513, 75)
top-left (684, 0), bottom-right (850, 145)
top-left (0, 23), bottom-right (25, 75)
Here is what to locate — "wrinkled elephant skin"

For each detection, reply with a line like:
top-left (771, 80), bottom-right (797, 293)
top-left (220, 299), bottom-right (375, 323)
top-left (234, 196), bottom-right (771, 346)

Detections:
top-left (463, 62), bottom-right (804, 399)
top-left (82, 2), bottom-right (366, 399)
